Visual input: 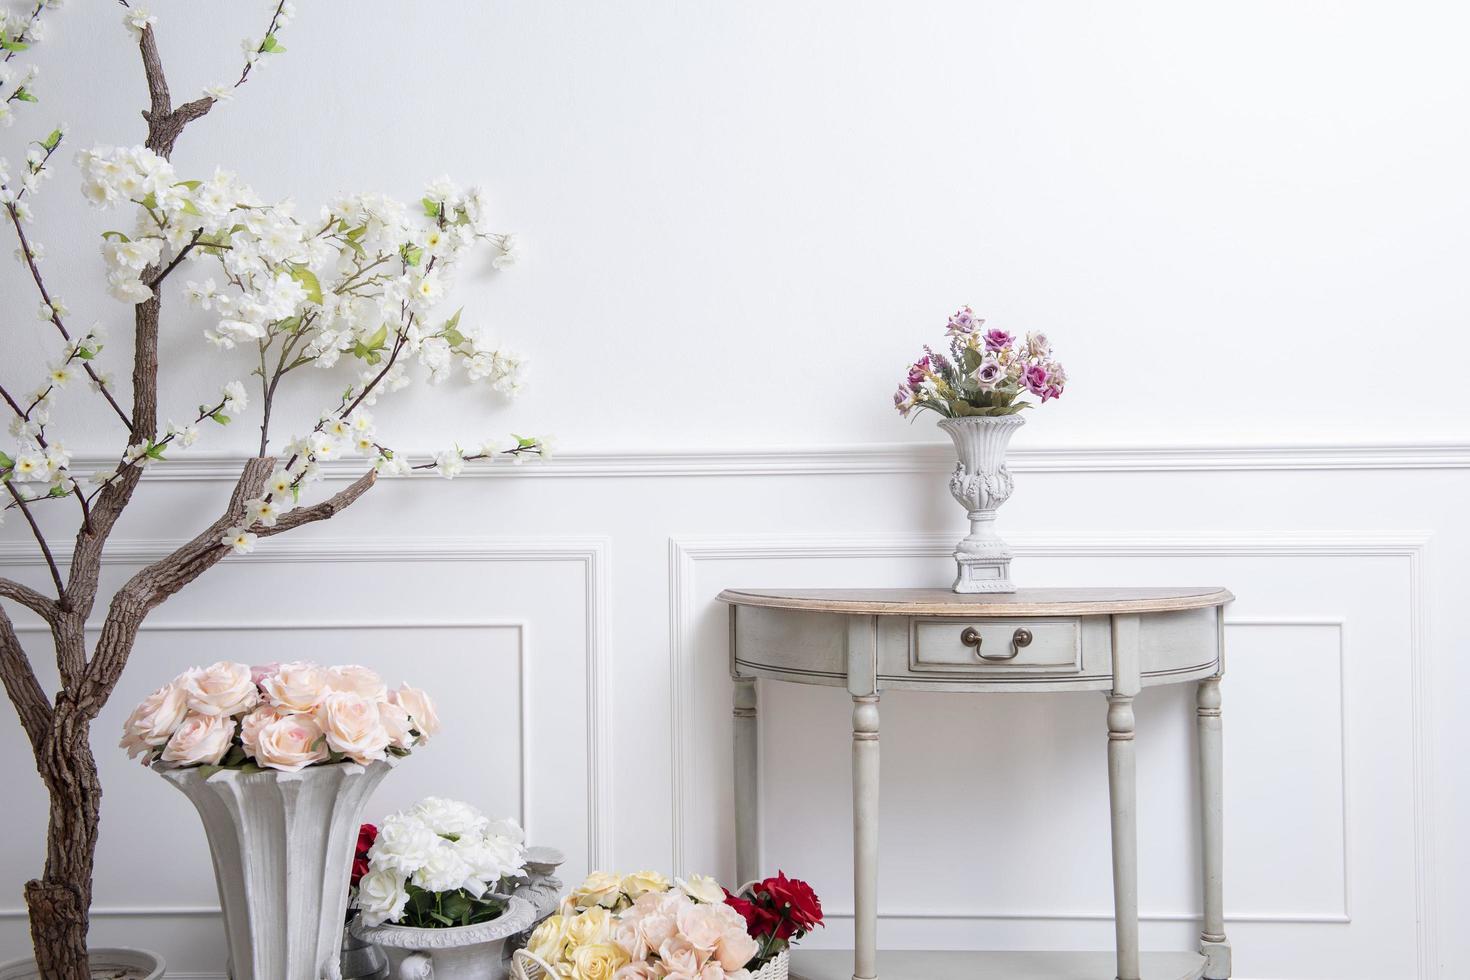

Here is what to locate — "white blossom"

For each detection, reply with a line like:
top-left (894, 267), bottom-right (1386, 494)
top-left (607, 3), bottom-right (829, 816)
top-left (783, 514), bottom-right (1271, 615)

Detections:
top-left (221, 526), bottom-right (257, 554)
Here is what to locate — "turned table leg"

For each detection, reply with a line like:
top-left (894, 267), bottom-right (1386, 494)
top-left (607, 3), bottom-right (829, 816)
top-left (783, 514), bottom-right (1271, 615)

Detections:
top-left (1197, 675), bottom-right (1232, 978)
top-left (851, 693), bottom-right (881, 980)
top-left (733, 676), bottom-right (760, 887)
top-left (1108, 615), bottom-right (1142, 980)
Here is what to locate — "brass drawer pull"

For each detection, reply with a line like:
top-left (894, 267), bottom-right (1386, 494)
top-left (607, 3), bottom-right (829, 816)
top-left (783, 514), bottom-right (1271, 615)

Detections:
top-left (1013, 627), bottom-right (1033, 649)
top-left (961, 625), bottom-right (1035, 662)
top-left (960, 627), bottom-right (983, 649)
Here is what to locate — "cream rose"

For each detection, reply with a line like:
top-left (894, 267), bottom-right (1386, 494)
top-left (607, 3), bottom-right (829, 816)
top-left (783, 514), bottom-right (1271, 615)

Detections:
top-left (119, 682), bottom-right (188, 759)
top-left (326, 663), bottom-right (387, 701)
top-left (572, 871), bottom-right (625, 909)
top-left (159, 711), bottom-right (235, 767)
top-left (239, 703), bottom-right (286, 757)
top-left (622, 870), bottom-right (672, 899)
top-left (253, 713), bottom-right (330, 771)
top-left (567, 906), bottom-right (614, 946)
top-left (315, 691), bottom-right (390, 764)
top-left (526, 913), bottom-right (570, 965)
top-left (571, 942), bottom-right (630, 980)
top-left (178, 661), bottom-right (258, 717)
top-left (260, 661), bottom-right (331, 712)
top-left (390, 684), bottom-right (440, 742)
top-left (678, 874), bottom-right (725, 905)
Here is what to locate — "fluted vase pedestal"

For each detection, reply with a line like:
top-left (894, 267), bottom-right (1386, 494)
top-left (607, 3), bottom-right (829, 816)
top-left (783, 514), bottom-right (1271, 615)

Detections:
top-left (938, 415), bottom-right (1024, 594)
top-left (159, 759), bottom-right (395, 980)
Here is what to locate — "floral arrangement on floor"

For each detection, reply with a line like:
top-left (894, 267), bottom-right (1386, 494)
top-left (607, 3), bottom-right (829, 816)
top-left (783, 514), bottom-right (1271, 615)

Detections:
top-left (893, 307), bottom-right (1067, 418)
top-left (120, 660), bottom-right (438, 772)
top-left (522, 870), bottom-right (820, 979)
top-left (723, 872), bottom-right (824, 971)
top-left (354, 798), bottom-right (528, 929)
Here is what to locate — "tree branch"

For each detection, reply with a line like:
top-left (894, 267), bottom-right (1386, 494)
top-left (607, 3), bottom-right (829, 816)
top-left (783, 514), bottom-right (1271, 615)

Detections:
top-left (256, 469), bottom-right (377, 537)
top-left (0, 603), bottom-right (51, 753)
top-left (0, 577), bottom-right (58, 623)
top-left (4, 481), bottom-right (65, 599)
top-left (138, 26), bottom-right (216, 157)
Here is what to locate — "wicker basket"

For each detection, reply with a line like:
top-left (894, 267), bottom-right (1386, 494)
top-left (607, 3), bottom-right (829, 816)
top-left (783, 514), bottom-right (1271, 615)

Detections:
top-left (510, 947), bottom-right (789, 979)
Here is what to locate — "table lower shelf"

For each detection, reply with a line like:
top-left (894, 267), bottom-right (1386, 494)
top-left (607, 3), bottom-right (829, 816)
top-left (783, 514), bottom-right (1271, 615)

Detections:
top-left (790, 949), bottom-right (1207, 980)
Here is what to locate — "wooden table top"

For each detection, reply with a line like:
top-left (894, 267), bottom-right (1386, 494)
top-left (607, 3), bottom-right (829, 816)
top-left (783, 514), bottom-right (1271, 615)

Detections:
top-left (717, 586), bottom-right (1233, 617)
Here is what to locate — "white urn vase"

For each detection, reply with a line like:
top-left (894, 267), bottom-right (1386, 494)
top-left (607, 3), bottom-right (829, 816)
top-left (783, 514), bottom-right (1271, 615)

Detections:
top-left (938, 414), bottom-right (1024, 593)
top-left (352, 895), bottom-right (535, 980)
top-left (160, 759), bottom-right (395, 980)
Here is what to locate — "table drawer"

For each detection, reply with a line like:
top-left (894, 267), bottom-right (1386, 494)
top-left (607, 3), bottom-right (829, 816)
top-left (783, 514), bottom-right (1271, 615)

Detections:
top-left (910, 617), bottom-right (1082, 673)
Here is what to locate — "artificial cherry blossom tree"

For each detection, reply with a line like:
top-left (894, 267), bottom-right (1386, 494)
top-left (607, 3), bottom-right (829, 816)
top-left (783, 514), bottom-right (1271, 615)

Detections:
top-left (0, 4), bottom-right (537, 976)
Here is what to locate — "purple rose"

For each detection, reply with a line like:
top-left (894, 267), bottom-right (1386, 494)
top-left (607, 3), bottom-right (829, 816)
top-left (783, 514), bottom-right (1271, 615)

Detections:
top-left (893, 385), bottom-right (913, 416)
top-left (1022, 363), bottom-right (1049, 396)
top-left (976, 359), bottom-right (1006, 390)
top-left (946, 307), bottom-right (983, 337)
top-left (1041, 384), bottom-right (1063, 402)
top-left (906, 355), bottom-right (931, 387)
top-left (983, 328), bottom-right (1013, 352)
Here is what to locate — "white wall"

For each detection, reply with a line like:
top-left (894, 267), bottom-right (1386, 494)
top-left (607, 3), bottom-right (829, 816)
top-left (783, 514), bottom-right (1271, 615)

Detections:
top-left (1, 3), bottom-right (1466, 979)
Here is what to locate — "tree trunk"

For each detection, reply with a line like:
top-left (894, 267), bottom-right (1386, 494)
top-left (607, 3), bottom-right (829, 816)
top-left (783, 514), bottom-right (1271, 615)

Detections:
top-left (25, 709), bottom-right (101, 980)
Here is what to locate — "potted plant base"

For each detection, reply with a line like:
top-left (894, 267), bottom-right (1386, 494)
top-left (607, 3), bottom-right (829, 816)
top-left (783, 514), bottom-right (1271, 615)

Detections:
top-left (352, 894), bottom-right (534, 980)
top-left (0, 948), bottom-right (166, 980)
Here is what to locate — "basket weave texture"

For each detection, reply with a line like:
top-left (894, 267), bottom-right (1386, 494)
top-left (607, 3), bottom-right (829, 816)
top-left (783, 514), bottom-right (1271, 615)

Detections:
top-left (510, 947), bottom-right (790, 979)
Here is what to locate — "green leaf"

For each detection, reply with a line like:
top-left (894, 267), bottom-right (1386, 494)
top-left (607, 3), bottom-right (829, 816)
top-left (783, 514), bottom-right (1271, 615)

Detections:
top-left (401, 245), bottom-right (423, 267)
top-left (210, 411), bottom-right (231, 425)
top-left (429, 911), bottom-right (454, 926)
top-left (12, 88), bottom-right (37, 103)
top-left (259, 34), bottom-right (281, 53)
top-left (47, 485), bottom-right (69, 498)
top-left (42, 129), bottom-right (63, 150)
top-left (77, 347), bottom-right (97, 360)
top-left (175, 179), bottom-right (203, 190)
top-left (144, 442), bottom-right (168, 461)
top-left (0, 451), bottom-right (13, 469)
top-left (422, 197), bottom-right (442, 218)
top-left (441, 892), bottom-right (471, 921)
top-left (101, 231), bottom-right (131, 242)
top-left (140, 192), bottom-right (158, 210)
top-left (289, 264), bottom-right (323, 304)
top-left (1, 39), bottom-right (30, 53)
top-left (513, 433), bottom-right (537, 449)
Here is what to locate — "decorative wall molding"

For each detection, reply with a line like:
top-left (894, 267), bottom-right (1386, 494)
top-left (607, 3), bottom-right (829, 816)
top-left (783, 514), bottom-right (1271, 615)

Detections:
top-left (55, 439), bottom-right (1470, 482)
top-left (667, 530), bottom-right (1435, 974)
top-left (0, 535), bottom-right (615, 875)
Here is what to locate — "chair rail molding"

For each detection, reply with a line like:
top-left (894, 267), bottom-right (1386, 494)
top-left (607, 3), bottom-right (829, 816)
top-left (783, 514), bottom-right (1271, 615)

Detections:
top-left (0, 535), bottom-right (615, 876)
top-left (55, 438), bottom-right (1470, 482)
top-left (667, 529), bottom-right (1437, 979)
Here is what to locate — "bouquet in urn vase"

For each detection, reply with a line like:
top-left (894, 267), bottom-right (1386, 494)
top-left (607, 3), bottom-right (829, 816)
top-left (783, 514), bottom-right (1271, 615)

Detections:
top-left (894, 307), bottom-right (1067, 593)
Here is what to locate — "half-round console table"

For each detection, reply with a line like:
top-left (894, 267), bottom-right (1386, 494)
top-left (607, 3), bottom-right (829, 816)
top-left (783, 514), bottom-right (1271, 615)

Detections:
top-left (719, 586), bottom-right (1234, 980)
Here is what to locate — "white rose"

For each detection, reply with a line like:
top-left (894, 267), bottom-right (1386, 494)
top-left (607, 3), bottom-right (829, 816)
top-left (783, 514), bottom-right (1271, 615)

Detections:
top-left (326, 664), bottom-right (387, 701)
top-left (390, 684), bottom-right (440, 742)
top-left (409, 796), bottom-right (485, 837)
top-left (678, 874), bottom-right (725, 905)
top-left (260, 661), bottom-right (331, 713)
top-left (253, 713), bottom-right (330, 772)
top-left (453, 834), bottom-right (524, 896)
top-left (159, 712), bottom-right (236, 767)
top-left (356, 868), bottom-right (409, 927)
top-left (571, 871), bottom-right (625, 909)
top-left (370, 814), bottom-right (439, 874)
top-left (119, 682), bottom-right (188, 759)
top-left (484, 816), bottom-right (526, 845)
top-left (315, 691), bottom-right (390, 764)
top-left (178, 661), bottom-right (258, 717)
top-left (410, 840), bottom-right (471, 894)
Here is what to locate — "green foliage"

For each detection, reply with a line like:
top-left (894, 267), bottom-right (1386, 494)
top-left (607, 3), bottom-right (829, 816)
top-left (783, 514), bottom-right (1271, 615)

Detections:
top-left (422, 197), bottom-right (442, 218)
top-left (41, 128), bottom-right (63, 151)
top-left (396, 884), bottom-right (507, 930)
top-left (289, 264), bottom-right (323, 304)
top-left (352, 324), bottom-right (389, 364)
top-left (259, 34), bottom-right (284, 53)
top-left (11, 87), bottom-right (36, 103)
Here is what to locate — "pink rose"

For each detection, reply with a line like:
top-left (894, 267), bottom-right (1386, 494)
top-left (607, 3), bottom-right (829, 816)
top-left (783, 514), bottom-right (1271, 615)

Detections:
top-left (640, 910), bottom-right (678, 952)
top-left (239, 704), bottom-right (286, 757)
top-left (315, 691), bottom-right (390, 764)
top-left (250, 662), bottom-right (281, 688)
top-left (119, 682), bottom-right (189, 760)
top-left (715, 926), bottom-right (759, 972)
top-left (614, 966), bottom-right (665, 980)
top-left (982, 328), bottom-right (1013, 352)
top-left (390, 684), bottom-right (440, 742)
top-left (159, 712), bottom-right (235, 767)
top-left (178, 661), bottom-right (258, 717)
top-left (254, 713), bottom-right (331, 772)
top-left (658, 938), bottom-right (705, 976)
top-left (260, 661), bottom-right (330, 713)
top-left (326, 664), bottom-right (387, 701)
top-left (612, 921), bottom-right (650, 962)
top-left (677, 904), bottom-right (726, 954)
top-left (378, 700), bottom-right (417, 750)
top-left (1022, 363), bottom-right (1049, 396)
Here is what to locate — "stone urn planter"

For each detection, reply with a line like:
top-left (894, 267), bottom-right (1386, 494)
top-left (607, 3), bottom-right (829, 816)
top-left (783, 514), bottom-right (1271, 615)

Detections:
top-left (0, 948), bottom-right (166, 980)
top-left (352, 894), bottom-right (535, 980)
top-left (159, 759), bottom-right (395, 980)
top-left (939, 414), bottom-right (1025, 593)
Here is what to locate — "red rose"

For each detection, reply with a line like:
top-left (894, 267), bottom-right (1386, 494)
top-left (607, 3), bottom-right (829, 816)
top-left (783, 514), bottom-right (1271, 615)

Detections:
top-left (351, 856), bottom-right (370, 887)
top-left (756, 872), bottom-right (823, 935)
top-left (356, 823), bottom-right (378, 858)
top-left (725, 888), bottom-right (781, 939)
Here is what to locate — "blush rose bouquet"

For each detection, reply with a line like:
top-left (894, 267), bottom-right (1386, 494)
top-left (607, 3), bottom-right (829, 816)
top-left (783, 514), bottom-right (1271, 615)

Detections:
top-left (723, 873), bottom-right (824, 970)
top-left (521, 871), bottom-right (760, 979)
top-left (893, 307), bottom-right (1066, 419)
top-left (353, 797), bottom-right (528, 928)
top-left (120, 660), bottom-right (439, 772)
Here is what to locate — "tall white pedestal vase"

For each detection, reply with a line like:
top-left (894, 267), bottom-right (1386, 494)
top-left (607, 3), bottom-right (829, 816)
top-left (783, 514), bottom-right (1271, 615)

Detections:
top-left (939, 415), bottom-right (1024, 593)
top-left (160, 760), bottom-right (395, 980)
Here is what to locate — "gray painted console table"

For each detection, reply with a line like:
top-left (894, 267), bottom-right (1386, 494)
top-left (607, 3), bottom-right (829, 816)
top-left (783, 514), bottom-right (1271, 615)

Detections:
top-left (720, 586), bottom-right (1234, 980)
